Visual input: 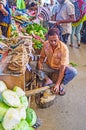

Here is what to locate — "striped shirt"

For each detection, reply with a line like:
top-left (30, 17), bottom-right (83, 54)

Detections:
top-left (0, 0), bottom-right (6, 6)
top-left (38, 6), bottom-right (50, 21)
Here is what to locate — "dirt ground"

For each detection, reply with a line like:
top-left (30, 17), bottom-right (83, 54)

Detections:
top-left (32, 43), bottom-right (86, 130)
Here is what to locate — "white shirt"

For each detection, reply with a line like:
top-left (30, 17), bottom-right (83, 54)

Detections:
top-left (56, 0), bottom-right (75, 34)
top-left (0, 0), bottom-right (6, 6)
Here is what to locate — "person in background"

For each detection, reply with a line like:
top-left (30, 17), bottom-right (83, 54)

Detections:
top-left (28, 2), bottom-right (50, 28)
top-left (0, 0), bottom-right (11, 37)
top-left (41, 3), bottom-right (50, 28)
top-left (53, 0), bottom-right (75, 44)
top-left (70, 0), bottom-right (85, 48)
top-left (25, 0), bottom-right (30, 8)
top-left (81, 20), bottom-right (86, 43)
top-left (30, 28), bottom-right (77, 95)
top-left (27, 2), bottom-right (41, 24)
top-left (48, 1), bottom-right (59, 30)
top-left (8, 0), bottom-right (16, 8)
top-left (51, 1), bottom-right (59, 21)
top-left (48, 0), bottom-right (55, 20)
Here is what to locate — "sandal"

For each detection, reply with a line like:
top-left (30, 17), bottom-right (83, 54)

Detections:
top-left (69, 44), bottom-right (73, 47)
top-left (59, 87), bottom-right (66, 96)
top-left (78, 44), bottom-right (80, 47)
top-left (33, 118), bottom-right (42, 129)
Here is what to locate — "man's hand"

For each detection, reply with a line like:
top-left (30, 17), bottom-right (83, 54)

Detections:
top-left (53, 84), bottom-right (60, 94)
top-left (2, 10), bottom-right (8, 16)
top-left (0, 4), bottom-right (9, 16)
top-left (52, 65), bottom-right (66, 94)
top-left (55, 21), bottom-right (61, 26)
top-left (38, 61), bottom-right (43, 70)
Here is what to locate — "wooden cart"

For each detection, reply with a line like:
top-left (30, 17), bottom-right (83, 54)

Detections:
top-left (0, 54), bottom-right (56, 108)
top-left (0, 73), bottom-right (25, 90)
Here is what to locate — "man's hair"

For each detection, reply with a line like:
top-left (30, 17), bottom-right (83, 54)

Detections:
top-left (48, 28), bottom-right (60, 37)
top-left (27, 2), bottom-right (37, 9)
top-left (30, 2), bottom-right (37, 8)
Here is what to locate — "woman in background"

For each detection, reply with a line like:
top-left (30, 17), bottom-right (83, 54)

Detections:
top-left (0, 0), bottom-right (11, 37)
top-left (70, 0), bottom-right (85, 48)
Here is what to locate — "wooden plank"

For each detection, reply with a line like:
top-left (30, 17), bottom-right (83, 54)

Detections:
top-left (26, 86), bottom-right (50, 96)
top-left (0, 74), bottom-right (25, 90)
top-left (26, 83), bottom-right (55, 96)
top-left (25, 69), bottom-right (32, 82)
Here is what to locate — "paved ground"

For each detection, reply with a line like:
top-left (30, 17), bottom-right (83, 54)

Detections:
top-left (32, 43), bottom-right (86, 130)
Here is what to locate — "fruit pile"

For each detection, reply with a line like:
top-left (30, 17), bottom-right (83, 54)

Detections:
top-left (26, 23), bottom-right (48, 49)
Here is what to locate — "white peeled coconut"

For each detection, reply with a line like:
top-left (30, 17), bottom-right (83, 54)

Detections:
top-left (2, 108), bottom-right (20, 130)
top-left (0, 81), bottom-right (7, 93)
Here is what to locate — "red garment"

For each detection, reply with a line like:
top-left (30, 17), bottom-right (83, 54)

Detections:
top-left (78, 0), bottom-right (86, 14)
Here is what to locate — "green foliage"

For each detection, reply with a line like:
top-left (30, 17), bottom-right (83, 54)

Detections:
top-left (11, 31), bottom-right (18, 37)
top-left (33, 38), bottom-right (43, 49)
top-left (69, 62), bottom-right (78, 67)
top-left (0, 39), bottom-right (3, 42)
top-left (26, 23), bottom-right (47, 34)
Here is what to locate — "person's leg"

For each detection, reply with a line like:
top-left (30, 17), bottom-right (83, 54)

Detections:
top-left (62, 66), bottom-right (77, 85)
top-left (30, 61), bottom-right (54, 82)
top-left (75, 23), bottom-right (82, 47)
top-left (1, 26), bottom-right (7, 37)
top-left (42, 63), bottom-right (57, 85)
top-left (57, 25), bottom-right (63, 41)
top-left (7, 25), bottom-right (11, 38)
top-left (44, 66), bottom-right (77, 95)
top-left (70, 26), bottom-right (76, 46)
top-left (48, 22), bottom-right (54, 29)
top-left (30, 61), bottom-right (45, 80)
top-left (43, 21), bottom-right (49, 29)
top-left (62, 33), bottom-right (70, 44)
top-left (67, 34), bottom-right (71, 45)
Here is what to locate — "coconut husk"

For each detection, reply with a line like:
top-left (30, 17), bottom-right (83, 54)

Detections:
top-left (8, 44), bottom-right (29, 74)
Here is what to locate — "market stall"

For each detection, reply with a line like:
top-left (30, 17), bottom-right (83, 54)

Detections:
top-left (0, 35), bottom-right (33, 90)
top-left (0, 0), bottom-right (57, 109)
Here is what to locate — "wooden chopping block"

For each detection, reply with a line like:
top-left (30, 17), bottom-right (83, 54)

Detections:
top-left (35, 88), bottom-right (56, 108)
